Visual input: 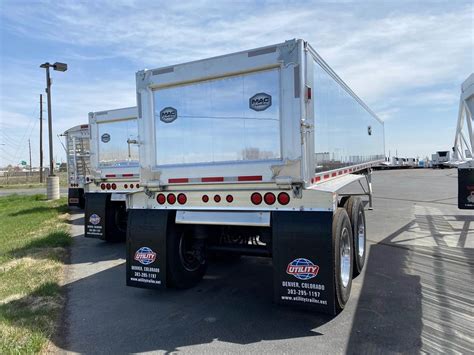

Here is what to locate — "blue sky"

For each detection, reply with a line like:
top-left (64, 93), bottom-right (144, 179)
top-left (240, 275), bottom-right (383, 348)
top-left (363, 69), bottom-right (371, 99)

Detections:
top-left (0, 0), bottom-right (472, 167)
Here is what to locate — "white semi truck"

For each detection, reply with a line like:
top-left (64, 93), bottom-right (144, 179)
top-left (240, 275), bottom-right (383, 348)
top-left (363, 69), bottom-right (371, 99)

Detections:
top-left (126, 39), bottom-right (385, 314)
top-left (63, 124), bottom-right (91, 208)
top-left (84, 107), bottom-right (140, 242)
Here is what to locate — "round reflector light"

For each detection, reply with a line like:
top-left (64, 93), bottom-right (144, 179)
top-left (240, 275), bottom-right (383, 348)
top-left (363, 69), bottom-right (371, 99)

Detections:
top-left (167, 194), bottom-right (176, 204)
top-left (106, 183), bottom-right (111, 190)
top-left (157, 193), bottom-right (166, 204)
top-left (111, 183), bottom-right (117, 190)
top-left (214, 194), bottom-right (221, 203)
top-left (226, 195), bottom-right (233, 203)
top-left (124, 184), bottom-right (128, 189)
top-left (278, 192), bottom-right (290, 205)
top-left (177, 193), bottom-right (187, 205)
top-left (100, 183), bottom-right (105, 190)
top-left (251, 192), bottom-right (262, 205)
top-left (264, 192), bottom-right (276, 205)
top-left (202, 195), bottom-right (209, 203)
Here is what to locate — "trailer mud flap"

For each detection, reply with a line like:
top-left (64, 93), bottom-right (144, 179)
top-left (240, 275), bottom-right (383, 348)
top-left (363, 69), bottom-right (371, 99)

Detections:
top-left (84, 193), bottom-right (109, 239)
top-left (272, 211), bottom-right (336, 314)
top-left (458, 166), bottom-right (474, 209)
top-left (126, 209), bottom-right (170, 289)
top-left (68, 188), bottom-right (84, 208)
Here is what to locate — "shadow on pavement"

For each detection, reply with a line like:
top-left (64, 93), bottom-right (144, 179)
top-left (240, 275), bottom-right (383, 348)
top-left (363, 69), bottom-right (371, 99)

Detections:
top-left (348, 215), bottom-right (473, 354)
top-left (53, 256), bottom-right (332, 353)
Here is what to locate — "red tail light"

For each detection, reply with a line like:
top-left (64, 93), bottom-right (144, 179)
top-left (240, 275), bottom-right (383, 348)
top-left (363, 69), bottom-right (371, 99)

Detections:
top-left (111, 183), bottom-right (117, 190)
top-left (130, 184), bottom-right (134, 188)
top-left (202, 195), bottom-right (209, 203)
top-left (226, 195), bottom-right (233, 203)
top-left (124, 184), bottom-right (128, 189)
top-left (157, 193), bottom-right (166, 204)
top-left (264, 192), bottom-right (276, 205)
top-left (278, 192), bottom-right (290, 205)
top-left (100, 183), bottom-right (105, 190)
top-left (214, 195), bottom-right (221, 203)
top-left (167, 194), bottom-right (176, 204)
top-left (136, 184), bottom-right (140, 188)
top-left (106, 183), bottom-right (111, 190)
top-left (251, 192), bottom-right (262, 205)
top-left (177, 193), bottom-right (187, 205)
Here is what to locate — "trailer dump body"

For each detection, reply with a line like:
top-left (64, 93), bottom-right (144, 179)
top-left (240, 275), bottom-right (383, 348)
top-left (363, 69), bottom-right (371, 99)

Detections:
top-left (128, 39), bottom-right (385, 314)
top-left (64, 124), bottom-right (91, 208)
top-left (84, 106), bottom-right (140, 242)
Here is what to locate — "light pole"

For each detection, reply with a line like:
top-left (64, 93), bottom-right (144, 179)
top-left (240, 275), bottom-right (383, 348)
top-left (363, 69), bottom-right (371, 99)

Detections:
top-left (40, 61), bottom-right (67, 200)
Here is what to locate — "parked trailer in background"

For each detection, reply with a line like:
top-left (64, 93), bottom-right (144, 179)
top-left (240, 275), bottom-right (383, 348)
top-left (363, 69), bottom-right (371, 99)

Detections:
top-left (63, 124), bottom-right (91, 208)
top-left (432, 151), bottom-right (450, 168)
top-left (127, 39), bottom-right (385, 314)
top-left (84, 107), bottom-right (140, 242)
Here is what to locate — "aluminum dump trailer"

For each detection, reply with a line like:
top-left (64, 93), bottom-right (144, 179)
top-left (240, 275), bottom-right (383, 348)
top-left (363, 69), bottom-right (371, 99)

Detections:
top-left (126, 39), bottom-right (385, 314)
top-left (84, 106), bottom-right (141, 242)
top-left (63, 124), bottom-right (91, 208)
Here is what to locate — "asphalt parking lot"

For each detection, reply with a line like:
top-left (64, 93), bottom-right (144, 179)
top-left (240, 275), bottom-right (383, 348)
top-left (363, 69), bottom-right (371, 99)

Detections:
top-left (57, 169), bottom-right (473, 354)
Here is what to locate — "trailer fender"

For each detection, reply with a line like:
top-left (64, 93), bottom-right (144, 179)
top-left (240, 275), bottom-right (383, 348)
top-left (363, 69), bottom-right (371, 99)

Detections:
top-left (126, 209), bottom-right (170, 289)
top-left (272, 211), bottom-right (336, 315)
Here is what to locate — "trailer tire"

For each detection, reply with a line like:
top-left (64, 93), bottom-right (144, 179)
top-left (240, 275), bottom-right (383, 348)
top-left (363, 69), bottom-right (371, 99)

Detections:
top-left (167, 223), bottom-right (207, 289)
top-left (104, 201), bottom-right (127, 242)
top-left (343, 197), bottom-right (366, 276)
top-left (333, 208), bottom-right (353, 311)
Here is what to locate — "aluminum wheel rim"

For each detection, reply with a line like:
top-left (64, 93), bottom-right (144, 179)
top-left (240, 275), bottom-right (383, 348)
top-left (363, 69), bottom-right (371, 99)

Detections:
top-left (340, 226), bottom-right (351, 288)
top-left (357, 211), bottom-right (365, 258)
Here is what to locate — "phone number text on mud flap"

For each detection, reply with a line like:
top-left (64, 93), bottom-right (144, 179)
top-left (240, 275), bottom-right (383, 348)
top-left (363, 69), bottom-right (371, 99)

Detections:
top-left (131, 265), bottom-right (159, 279)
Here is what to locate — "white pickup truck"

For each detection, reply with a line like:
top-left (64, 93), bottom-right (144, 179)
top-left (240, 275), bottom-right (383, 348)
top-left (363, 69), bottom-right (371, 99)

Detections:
top-left (126, 39), bottom-right (385, 314)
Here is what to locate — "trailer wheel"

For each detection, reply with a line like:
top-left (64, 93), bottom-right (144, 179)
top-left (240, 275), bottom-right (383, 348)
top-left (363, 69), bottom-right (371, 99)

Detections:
top-left (343, 197), bottom-right (366, 276)
top-left (104, 201), bottom-right (127, 242)
top-left (167, 224), bottom-right (207, 289)
top-left (333, 208), bottom-right (353, 311)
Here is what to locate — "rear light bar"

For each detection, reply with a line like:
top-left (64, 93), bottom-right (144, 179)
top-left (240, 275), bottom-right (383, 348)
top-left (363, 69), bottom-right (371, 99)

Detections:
top-left (153, 191), bottom-right (291, 206)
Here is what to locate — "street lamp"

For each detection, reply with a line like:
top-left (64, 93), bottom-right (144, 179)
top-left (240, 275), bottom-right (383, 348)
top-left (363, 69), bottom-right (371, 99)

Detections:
top-left (40, 62), bottom-right (67, 200)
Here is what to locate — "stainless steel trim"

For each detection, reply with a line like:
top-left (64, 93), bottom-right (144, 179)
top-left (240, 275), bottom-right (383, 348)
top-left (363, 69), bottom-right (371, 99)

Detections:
top-left (175, 210), bottom-right (271, 227)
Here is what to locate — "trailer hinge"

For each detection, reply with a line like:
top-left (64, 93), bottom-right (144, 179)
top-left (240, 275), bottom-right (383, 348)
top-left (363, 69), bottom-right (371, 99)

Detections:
top-left (292, 183), bottom-right (303, 199)
top-left (300, 120), bottom-right (313, 132)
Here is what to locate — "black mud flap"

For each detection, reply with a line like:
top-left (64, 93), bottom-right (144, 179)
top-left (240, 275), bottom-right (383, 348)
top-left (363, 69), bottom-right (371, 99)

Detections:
top-left (272, 211), bottom-right (336, 315)
top-left (84, 193), bottom-right (109, 239)
top-left (458, 167), bottom-right (474, 209)
top-left (68, 188), bottom-right (84, 208)
top-left (126, 209), bottom-right (170, 289)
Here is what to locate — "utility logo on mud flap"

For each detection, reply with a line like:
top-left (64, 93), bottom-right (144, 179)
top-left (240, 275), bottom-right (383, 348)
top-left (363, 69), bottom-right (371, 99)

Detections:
top-left (89, 213), bottom-right (101, 225)
top-left (134, 247), bottom-right (157, 265)
top-left (101, 133), bottom-right (110, 143)
top-left (287, 258), bottom-right (319, 280)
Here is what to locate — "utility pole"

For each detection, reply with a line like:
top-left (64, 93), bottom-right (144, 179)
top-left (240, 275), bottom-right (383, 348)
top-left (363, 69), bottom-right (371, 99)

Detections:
top-left (28, 139), bottom-right (32, 176)
top-left (39, 94), bottom-right (44, 183)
